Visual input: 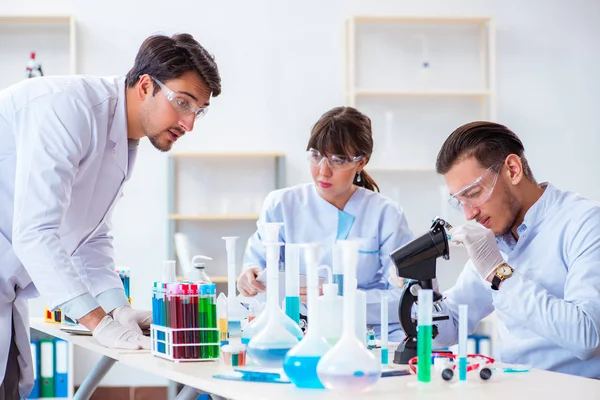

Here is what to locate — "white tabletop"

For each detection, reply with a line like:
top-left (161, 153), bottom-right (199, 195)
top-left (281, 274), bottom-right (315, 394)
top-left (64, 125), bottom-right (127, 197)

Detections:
top-left (30, 318), bottom-right (600, 400)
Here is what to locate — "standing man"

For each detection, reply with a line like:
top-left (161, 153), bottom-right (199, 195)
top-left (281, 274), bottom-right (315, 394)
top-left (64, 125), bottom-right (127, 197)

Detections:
top-left (432, 121), bottom-right (600, 377)
top-left (0, 33), bottom-right (222, 398)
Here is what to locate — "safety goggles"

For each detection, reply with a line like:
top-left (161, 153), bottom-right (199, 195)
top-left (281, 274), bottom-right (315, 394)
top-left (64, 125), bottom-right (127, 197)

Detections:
top-left (448, 165), bottom-right (501, 210)
top-left (150, 76), bottom-right (209, 120)
top-left (306, 148), bottom-right (363, 171)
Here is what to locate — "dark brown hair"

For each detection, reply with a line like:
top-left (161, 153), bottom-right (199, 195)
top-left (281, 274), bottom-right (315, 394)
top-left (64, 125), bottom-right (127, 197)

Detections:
top-left (436, 121), bottom-right (535, 181)
top-left (126, 33), bottom-right (221, 97)
top-left (307, 106), bottom-right (379, 192)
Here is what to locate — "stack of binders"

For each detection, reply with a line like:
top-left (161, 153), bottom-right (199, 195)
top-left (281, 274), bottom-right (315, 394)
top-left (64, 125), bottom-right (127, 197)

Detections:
top-left (29, 338), bottom-right (69, 398)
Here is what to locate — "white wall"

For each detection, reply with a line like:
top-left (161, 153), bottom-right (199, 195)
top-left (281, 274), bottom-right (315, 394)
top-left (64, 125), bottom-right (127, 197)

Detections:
top-left (5, 0), bottom-right (600, 386)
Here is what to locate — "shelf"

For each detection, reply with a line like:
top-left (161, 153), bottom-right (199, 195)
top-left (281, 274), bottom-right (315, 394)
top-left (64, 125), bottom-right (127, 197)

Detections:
top-left (176, 275), bottom-right (230, 283)
top-left (169, 152), bottom-right (284, 158)
top-left (169, 214), bottom-right (260, 221)
top-left (354, 90), bottom-right (492, 97)
top-left (368, 167), bottom-right (437, 173)
top-left (352, 15), bottom-right (492, 24)
top-left (0, 15), bottom-right (72, 23)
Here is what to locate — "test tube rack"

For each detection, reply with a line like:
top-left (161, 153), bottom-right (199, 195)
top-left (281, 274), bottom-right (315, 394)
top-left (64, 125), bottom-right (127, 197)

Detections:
top-left (151, 282), bottom-right (220, 362)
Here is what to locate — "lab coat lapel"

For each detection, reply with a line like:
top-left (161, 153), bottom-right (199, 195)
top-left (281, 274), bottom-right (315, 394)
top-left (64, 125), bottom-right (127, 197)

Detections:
top-left (107, 78), bottom-right (128, 178)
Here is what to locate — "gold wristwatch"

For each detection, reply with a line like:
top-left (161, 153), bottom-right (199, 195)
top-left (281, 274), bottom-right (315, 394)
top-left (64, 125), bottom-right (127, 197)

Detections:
top-left (491, 263), bottom-right (514, 291)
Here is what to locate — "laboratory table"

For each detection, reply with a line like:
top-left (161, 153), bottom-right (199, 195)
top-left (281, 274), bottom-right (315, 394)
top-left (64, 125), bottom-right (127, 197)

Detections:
top-left (30, 318), bottom-right (600, 400)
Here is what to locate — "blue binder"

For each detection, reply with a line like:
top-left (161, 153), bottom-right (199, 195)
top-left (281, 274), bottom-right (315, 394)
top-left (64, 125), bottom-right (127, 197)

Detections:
top-left (29, 340), bottom-right (40, 399)
top-left (54, 339), bottom-right (69, 398)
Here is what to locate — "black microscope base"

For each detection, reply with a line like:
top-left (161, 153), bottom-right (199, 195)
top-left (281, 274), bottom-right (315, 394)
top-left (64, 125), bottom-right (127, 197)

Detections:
top-left (393, 341), bottom-right (417, 364)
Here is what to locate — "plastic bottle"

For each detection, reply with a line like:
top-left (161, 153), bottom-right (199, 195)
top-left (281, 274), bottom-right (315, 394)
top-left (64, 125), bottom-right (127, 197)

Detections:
top-left (317, 270), bottom-right (343, 346)
top-left (191, 255), bottom-right (212, 283)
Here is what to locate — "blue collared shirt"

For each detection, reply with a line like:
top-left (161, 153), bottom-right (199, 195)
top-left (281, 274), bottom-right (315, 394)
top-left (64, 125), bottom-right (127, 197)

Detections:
top-left (434, 183), bottom-right (600, 378)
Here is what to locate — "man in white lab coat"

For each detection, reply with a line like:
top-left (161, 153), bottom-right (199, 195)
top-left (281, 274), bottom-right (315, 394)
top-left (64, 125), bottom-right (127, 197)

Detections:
top-left (433, 122), bottom-right (600, 378)
top-left (0, 33), bottom-right (221, 398)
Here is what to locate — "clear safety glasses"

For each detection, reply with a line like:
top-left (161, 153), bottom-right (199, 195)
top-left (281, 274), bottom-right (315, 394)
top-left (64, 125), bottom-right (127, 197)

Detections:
top-left (151, 76), bottom-right (209, 120)
top-left (306, 148), bottom-right (363, 171)
top-left (448, 165), bottom-right (501, 210)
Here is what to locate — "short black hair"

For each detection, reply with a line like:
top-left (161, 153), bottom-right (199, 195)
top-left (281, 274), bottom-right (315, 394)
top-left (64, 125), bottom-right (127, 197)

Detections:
top-left (125, 33), bottom-right (221, 97)
top-left (436, 121), bottom-right (535, 181)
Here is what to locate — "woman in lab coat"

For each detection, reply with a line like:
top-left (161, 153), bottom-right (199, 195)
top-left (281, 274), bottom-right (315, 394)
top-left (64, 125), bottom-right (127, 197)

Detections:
top-left (238, 106), bottom-right (413, 340)
top-left (0, 33), bottom-right (221, 398)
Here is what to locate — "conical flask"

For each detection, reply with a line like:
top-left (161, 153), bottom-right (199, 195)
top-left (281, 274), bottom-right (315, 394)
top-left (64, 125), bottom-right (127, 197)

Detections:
top-left (241, 238), bottom-right (303, 346)
top-left (316, 240), bottom-right (381, 392)
top-left (283, 244), bottom-right (331, 388)
top-left (247, 223), bottom-right (302, 367)
top-left (222, 236), bottom-right (249, 336)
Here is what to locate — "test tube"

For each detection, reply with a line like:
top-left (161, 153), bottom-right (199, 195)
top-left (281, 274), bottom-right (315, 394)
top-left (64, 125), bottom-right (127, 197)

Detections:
top-left (190, 284), bottom-right (199, 359)
top-left (199, 284), bottom-right (208, 359)
top-left (222, 236), bottom-right (239, 302)
top-left (217, 293), bottom-right (229, 346)
top-left (208, 284), bottom-right (219, 358)
top-left (284, 244), bottom-right (300, 325)
top-left (417, 289), bottom-right (433, 383)
top-left (381, 295), bottom-right (389, 365)
top-left (182, 284), bottom-right (190, 359)
top-left (458, 304), bottom-right (468, 381)
top-left (332, 243), bottom-right (344, 296)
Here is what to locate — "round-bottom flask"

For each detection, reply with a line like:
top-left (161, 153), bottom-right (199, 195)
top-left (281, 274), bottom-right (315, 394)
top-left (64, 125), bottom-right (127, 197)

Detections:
top-left (316, 240), bottom-right (381, 392)
top-left (247, 302), bottom-right (300, 367)
top-left (316, 334), bottom-right (381, 391)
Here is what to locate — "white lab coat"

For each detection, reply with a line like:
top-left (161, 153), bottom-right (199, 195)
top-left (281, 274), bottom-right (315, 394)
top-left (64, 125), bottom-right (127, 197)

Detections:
top-left (0, 76), bottom-right (134, 394)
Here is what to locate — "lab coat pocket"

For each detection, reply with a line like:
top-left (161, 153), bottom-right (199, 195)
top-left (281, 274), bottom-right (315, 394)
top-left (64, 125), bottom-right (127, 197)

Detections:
top-left (357, 238), bottom-right (380, 286)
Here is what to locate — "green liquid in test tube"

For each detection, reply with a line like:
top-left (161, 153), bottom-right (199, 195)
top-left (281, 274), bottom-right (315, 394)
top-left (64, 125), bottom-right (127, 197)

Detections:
top-left (207, 284), bottom-right (218, 358)
top-left (417, 289), bottom-right (433, 383)
top-left (199, 284), bottom-right (209, 358)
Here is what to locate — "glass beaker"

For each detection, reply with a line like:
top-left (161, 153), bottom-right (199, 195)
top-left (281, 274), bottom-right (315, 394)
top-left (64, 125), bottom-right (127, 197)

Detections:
top-left (316, 240), bottom-right (381, 392)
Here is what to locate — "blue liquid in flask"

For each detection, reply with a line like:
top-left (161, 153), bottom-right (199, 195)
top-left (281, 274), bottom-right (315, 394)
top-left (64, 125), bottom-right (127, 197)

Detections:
top-left (285, 296), bottom-right (301, 325)
top-left (283, 355), bottom-right (324, 389)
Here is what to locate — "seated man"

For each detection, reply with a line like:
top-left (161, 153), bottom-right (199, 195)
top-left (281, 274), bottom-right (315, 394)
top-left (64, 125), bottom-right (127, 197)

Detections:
top-left (433, 121), bottom-right (600, 378)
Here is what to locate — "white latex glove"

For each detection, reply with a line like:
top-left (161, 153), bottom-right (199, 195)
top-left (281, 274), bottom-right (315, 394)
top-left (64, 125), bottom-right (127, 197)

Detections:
top-left (237, 267), bottom-right (266, 296)
top-left (92, 315), bottom-right (151, 350)
top-left (387, 265), bottom-right (405, 288)
top-left (111, 306), bottom-right (152, 335)
top-left (450, 224), bottom-right (505, 280)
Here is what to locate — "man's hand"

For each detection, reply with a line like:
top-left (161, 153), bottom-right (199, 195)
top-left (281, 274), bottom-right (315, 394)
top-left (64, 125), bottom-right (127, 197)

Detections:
top-left (450, 224), bottom-right (505, 280)
top-left (92, 315), bottom-right (150, 350)
top-left (237, 267), bottom-right (266, 296)
top-left (111, 306), bottom-right (152, 335)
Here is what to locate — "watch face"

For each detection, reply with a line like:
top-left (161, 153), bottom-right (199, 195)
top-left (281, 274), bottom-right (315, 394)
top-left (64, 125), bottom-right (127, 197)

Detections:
top-left (498, 265), bottom-right (512, 276)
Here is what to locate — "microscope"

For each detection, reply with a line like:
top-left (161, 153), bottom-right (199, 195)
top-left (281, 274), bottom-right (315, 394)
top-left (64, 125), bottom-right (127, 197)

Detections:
top-left (389, 217), bottom-right (451, 364)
